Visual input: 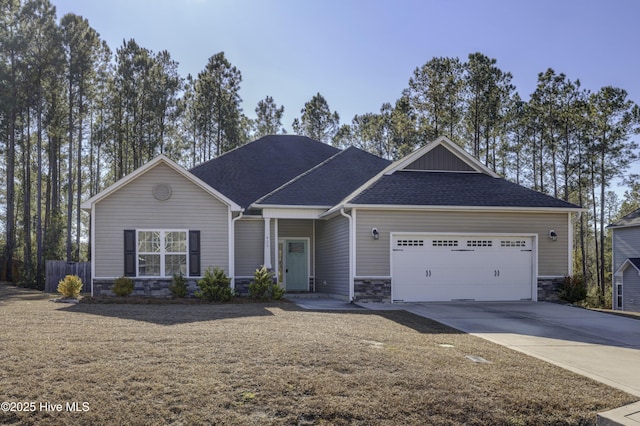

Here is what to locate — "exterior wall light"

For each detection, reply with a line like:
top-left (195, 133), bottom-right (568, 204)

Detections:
top-left (371, 228), bottom-right (379, 240)
top-left (548, 230), bottom-right (557, 241)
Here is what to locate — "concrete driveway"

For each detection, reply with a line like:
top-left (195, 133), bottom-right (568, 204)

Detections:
top-left (367, 301), bottom-right (640, 398)
top-left (290, 297), bottom-right (640, 421)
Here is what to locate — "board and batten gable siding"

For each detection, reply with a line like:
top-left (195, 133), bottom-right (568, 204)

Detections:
top-left (405, 144), bottom-right (475, 172)
top-left (278, 219), bottom-right (315, 275)
top-left (315, 215), bottom-right (350, 296)
top-left (234, 218), bottom-right (264, 277)
top-left (93, 163), bottom-right (229, 278)
top-left (612, 227), bottom-right (640, 272)
top-left (622, 266), bottom-right (640, 312)
top-left (354, 210), bottom-right (570, 277)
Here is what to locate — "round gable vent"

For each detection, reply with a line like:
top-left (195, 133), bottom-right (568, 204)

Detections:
top-left (153, 183), bottom-right (172, 201)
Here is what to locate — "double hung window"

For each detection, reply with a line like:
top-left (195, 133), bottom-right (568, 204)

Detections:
top-left (137, 230), bottom-right (187, 277)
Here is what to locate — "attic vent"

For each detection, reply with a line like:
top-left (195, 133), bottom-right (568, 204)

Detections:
top-left (153, 183), bottom-right (172, 201)
top-left (432, 240), bottom-right (459, 247)
top-left (467, 240), bottom-right (492, 247)
top-left (397, 239), bottom-right (424, 247)
top-left (501, 240), bottom-right (526, 248)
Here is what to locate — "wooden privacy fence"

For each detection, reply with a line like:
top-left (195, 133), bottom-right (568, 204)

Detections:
top-left (45, 261), bottom-right (91, 294)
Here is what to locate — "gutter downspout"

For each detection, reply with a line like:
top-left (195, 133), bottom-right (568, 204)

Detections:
top-left (340, 208), bottom-right (354, 302)
top-left (230, 211), bottom-right (244, 291)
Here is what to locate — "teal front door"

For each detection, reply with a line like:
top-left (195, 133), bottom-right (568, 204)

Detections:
top-left (284, 239), bottom-right (308, 291)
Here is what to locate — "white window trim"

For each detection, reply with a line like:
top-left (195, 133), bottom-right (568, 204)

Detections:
top-left (136, 229), bottom-right (189, 278)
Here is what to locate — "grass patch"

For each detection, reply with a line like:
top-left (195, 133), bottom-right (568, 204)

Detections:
top-left (0, 283), bottom-right (636, 425)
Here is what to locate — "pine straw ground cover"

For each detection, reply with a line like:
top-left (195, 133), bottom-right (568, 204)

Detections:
top-left (0, 284), bottom-right (635, 425)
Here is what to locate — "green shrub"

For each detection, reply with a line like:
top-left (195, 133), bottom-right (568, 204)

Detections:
top-left (112, 276), bottom-right (134, 297)
top-left (559, 275), bottom-right (587, 304)
top-left (57, 275), bottom-right (83, 298)
top-left (195, 267), bottom-right (233, 302)
top-left (249, 265), bottom-right (285, 301)
top-left (169, 273), bottom-right (188, 298)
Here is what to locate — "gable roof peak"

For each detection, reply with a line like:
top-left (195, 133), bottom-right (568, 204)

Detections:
top-left (81, 154), bottom-right (242, 212)
top-left (387, 136), bottom-right (499, 178)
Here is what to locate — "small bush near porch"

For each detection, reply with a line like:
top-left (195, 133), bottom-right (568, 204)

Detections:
top-left (0, 283), bottom-right (635, 425)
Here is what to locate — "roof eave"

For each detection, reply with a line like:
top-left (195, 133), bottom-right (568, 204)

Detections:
top-left (321, 203), bottom-right (584, 217)
top-left (251, 203), bottom-right (332, 210)
top-left (607, 222), bottom-right (640, 230)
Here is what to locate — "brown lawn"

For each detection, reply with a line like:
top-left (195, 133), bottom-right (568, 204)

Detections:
top-left (0, 283), bottom-right (636, 425)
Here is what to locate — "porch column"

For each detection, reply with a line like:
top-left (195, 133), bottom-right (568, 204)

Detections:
top-left (263, 217), bottom-right (272, 269)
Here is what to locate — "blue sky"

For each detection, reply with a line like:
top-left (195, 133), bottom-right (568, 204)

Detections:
top-left (49, 0), bottom-right (640, 134)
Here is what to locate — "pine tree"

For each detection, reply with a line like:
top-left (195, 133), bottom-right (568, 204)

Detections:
top-left (292, 92), bottom-right (340, 143)
top-left (254, 95), bottom-right (284, 138)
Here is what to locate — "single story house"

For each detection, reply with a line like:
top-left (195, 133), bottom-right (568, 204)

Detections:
top-left (81, 135), bottom-right (582, 302)
top-left (608, 208), bottom-right (640, 312)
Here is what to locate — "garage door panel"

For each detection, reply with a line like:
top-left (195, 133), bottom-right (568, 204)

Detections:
top-left (392, 234), bottom-right (534, 302)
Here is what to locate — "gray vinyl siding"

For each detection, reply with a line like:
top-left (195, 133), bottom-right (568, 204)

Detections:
top-left (278, 219), bottom-right (314, 275)
top-left (355, 210), bottom-right (569, 277)
top-left (94, 163), bottom-right (229, 278)
top-left (234, 218), bottom-right (264, 276)
top-left (315, 215), bottom-right (349, 296)
top-left (612, 227), bottom-right (640, 272)
top-left (622, 266), bottom-right (640, 312)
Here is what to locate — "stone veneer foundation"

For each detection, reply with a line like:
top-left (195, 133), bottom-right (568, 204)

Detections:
top-left (353, 277), bottom-right (564, 303)
top-left (93, 278), bottom-right (200, 298)
top-left (92, 276), bottom-right (564, 303)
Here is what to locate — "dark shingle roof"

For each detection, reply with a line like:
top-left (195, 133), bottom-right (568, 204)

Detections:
top-left (350, 171), bottom-right (581, 209)
top-left (628, 258), bottom-right (640, 270)
top-left (608, 208), bottom-right (640, 228)
top-left (189, 135), bottom-right (340, 208)
top-left (256, 147), bottom-right (391, 206)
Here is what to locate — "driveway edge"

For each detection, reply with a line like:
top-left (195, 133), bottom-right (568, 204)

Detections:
top-left (597, 401), bottom-right (640, 425)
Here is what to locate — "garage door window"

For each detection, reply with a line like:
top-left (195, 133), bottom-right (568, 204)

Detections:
top-left (432, 240), bottom-right (458, 247)
top-left (467, 240), bottom-right (492, 247)
top-left (397, 239), bottom-right (424, 246)
top-left (501, 240), bottom-right (526, 247)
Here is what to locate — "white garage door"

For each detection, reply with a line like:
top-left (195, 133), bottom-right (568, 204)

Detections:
top-left (391, 234), bottom-right (534, 302)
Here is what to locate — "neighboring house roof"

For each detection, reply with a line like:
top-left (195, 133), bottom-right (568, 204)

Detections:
top-left (189, 135), bottom-right (340, 209)
top-left (348, 171), bottom-right (581, 209)
top-left (608, 208), bottom-right (640, 229)
top-left (614, 257), bottom-right (640, 275)
top-left (80, 154), bottom-right (242, 212)
top-left (253, 147), bottom-right (391, 207)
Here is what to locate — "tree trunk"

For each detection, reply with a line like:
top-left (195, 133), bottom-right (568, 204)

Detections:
top-left (76, 81), bottom-right (83, 261)
top-left (590, 161), bottom-right (601, 291)
top-left (36, 89), bottom-right (44, 288)
top-left (66, 78), bottom-right (74, 262)
top-left (5, 103), bottom-right (17, 283)
top-left (599, 148), bottom-right (607, 296)
top-left (23, 108), bottom-right (32, 282)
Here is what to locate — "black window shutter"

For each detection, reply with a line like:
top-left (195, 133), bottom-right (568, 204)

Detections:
top-left (189, 230), bottom-right (201, 276)
top-left (124, 230), bottom-right (136, 276)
